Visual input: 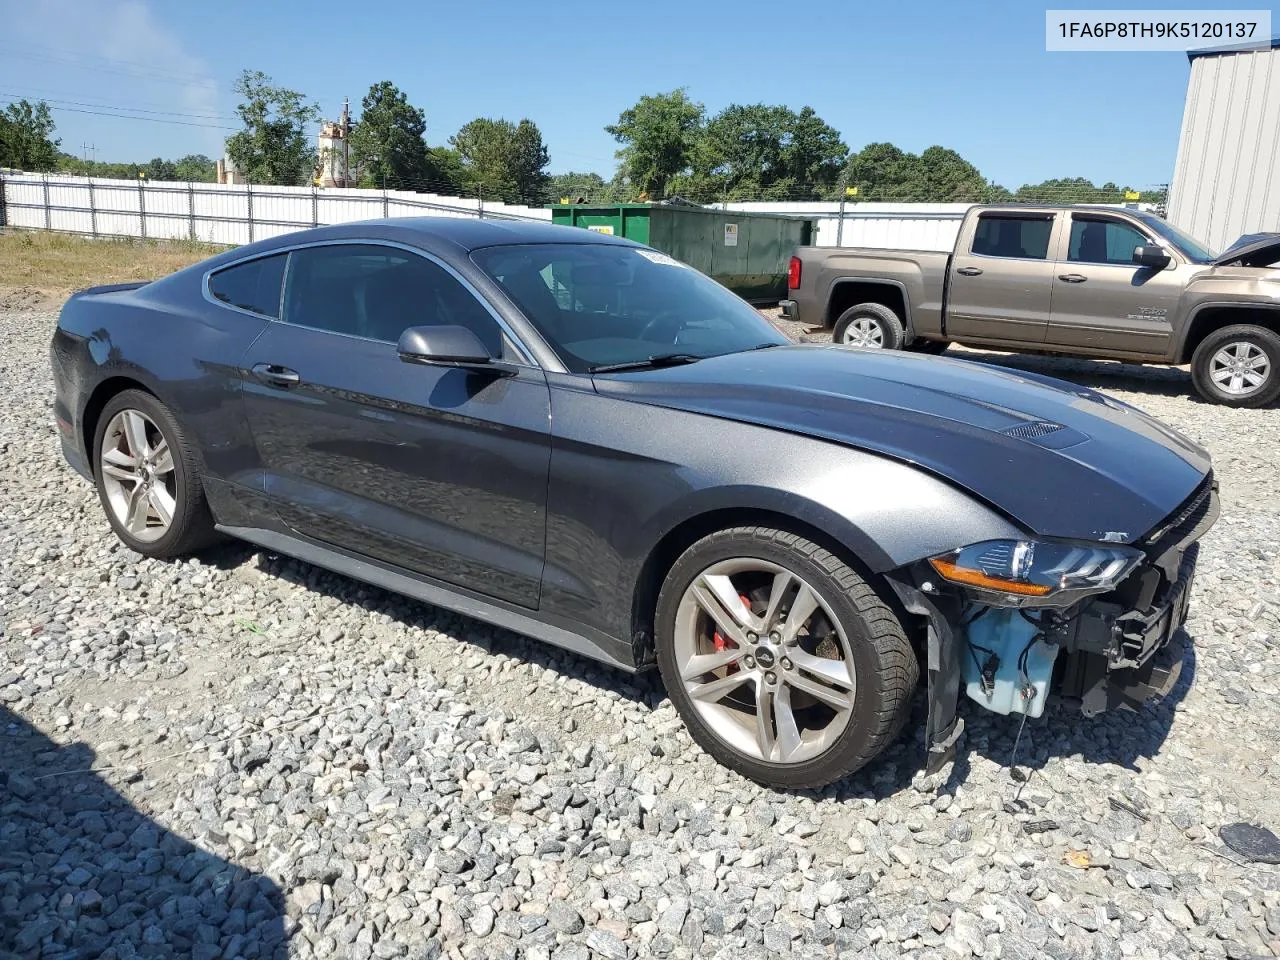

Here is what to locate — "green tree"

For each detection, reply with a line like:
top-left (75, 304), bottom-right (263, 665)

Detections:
top-left (348, 81), bottom-right (434, 189)
top-left (839, 142), bottom-right (926, 200)
top-left (691, 103), bottom-right (846, 201)
top-left (919, 146), bottom-right (990, 201)
top-left (1013, 178), bottom-right (1163, 205)
top-left (781, 107), bottom-right (847, 198)
top-left (225, 70), bottom-right (320, 185)
top-left (606, 89), bottom-right (704, 199)
top-left (172, 154), bottom-right (217, 182)
top-left (449, 117), bottom-right (550, 202)
top-left (509, 120), bottom-right (551, 201)
top-left (0, 99), bottom-right (60, 171)
top-left (837, 142), bottom-right (996, 201)
top-left (548, 171), bottom-right (608, 202)
top-left (427, 146), bottom-right (466, 193)
top-left (143, 157), bottom-right (177, 181)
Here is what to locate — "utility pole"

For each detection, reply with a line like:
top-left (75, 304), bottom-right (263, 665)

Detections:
top-left (81, 142), bottom-right (96, 163)
top-left (341, 98), bottom-right (350, 188)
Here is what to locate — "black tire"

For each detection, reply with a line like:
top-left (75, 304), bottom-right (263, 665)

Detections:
top-left (654, 526), bottom-right (918, 789)
top-left (904, 338), bottom-right (949, 355)
top-left (1190, 325), bottom-right (1280, 408)
top-left (831, 303), bottom-right (905, 351)
top-left (92, 389), bottom-right (219, 558)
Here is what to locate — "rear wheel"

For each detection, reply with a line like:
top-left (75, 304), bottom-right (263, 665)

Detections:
top-left (1190, 325), bottom-right (1280, 407)
top-left (92, 389), bottom-right (219, 558)
top-left (655, 527), bottom-right (918, 789)
top-left (832, 303), bottom-right (904, 350)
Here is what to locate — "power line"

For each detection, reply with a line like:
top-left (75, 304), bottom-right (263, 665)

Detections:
top-left (0, 43), bottom-right (220, 89)
top-left (46, 105), bottom-right (238, 131)
top-left (0, 90), bottom-right (237, 122)
top-left (0, 83), bottom-right (237, 118)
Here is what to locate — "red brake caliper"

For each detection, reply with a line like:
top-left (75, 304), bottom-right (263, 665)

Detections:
top-left (712, 594), bottom-right (753, 672)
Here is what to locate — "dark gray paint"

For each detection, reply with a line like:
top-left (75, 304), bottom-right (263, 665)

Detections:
top-left (50, 217), bottom-right (1213, 672)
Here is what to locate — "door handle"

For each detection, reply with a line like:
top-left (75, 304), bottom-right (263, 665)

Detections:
top-left (251, 363), bottom-right (301, 387)
top-left (956, 266), bottom-right (983, 276)
top-left (1058, 273), bottom-right (1088, 283)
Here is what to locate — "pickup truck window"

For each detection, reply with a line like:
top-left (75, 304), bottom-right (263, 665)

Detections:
top-left (1067, 219), bottom-right (1148, 266)
top-left (972, 215), bottom-right (1053, 260)
top-left (1131, 211), bottom-right (1217, 262)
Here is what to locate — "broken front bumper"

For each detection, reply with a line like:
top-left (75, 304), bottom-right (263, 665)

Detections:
top-left (891, 475), bottom-right (1217, 775)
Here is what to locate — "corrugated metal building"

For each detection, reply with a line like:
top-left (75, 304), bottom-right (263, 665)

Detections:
top-left (1167, 38), bottom-right (1280, 254)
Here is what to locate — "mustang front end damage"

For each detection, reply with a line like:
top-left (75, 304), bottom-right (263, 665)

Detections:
top-left (889, 476), bottom-right (1218, 775)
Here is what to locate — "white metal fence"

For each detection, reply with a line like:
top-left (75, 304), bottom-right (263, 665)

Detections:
top-left (721, 201), bottom-right (970, 250)
top-left (0, 172), bottom-right (552, 245)
top-left (0, 170), bottom-right (984, 252)
top-left (0, 171), bottom-right (1154, 253)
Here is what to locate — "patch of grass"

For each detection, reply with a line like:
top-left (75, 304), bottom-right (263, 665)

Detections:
top-left (0, 230), bottom-right (227, 307)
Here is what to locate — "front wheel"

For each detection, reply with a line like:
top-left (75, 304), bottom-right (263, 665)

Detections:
top-left (654, 527), bottom-right (918, 789)
top-left (1190, 325), bottom-right (1280, 407)
top-left (832, 303), bottom-right (904, 350)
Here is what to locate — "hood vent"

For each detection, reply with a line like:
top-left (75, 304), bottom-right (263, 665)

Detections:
top-left (1001, 421), bottom-right (1064, 441)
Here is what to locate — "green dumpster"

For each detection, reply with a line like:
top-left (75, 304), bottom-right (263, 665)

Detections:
top-left (549, 203), bottom-right (814, 304)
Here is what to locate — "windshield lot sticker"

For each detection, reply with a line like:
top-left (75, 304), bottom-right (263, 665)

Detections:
top-left (636, 250), bottom-right (687, 268)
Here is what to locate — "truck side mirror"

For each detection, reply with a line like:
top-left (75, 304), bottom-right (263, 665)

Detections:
top-left (1132, 244), bottom-right (1171, 268)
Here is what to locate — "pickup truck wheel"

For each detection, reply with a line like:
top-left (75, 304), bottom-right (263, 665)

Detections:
top-left (654, 526), bottom-right (917, 789)
top-left (832, 303), bottom-right (904, 351)
top-left (1191, 325), bottom-right (1280, 408)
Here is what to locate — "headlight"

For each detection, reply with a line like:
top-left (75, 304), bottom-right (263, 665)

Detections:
top-left (928, 538), bottom-right (1143, 607)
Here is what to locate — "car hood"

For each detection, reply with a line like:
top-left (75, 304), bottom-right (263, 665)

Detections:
top-left (592, 345), bottom-right (1211, 544)
top-left (1214, 232), bottom-right (1280, 267)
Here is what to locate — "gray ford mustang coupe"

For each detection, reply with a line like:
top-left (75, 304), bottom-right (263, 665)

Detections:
top-left (50, 218), bottom-right (1218, 789)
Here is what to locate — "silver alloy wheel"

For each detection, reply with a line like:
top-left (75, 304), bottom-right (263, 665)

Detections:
top-left (1210, 341), bottom-right (1271, 396)
top-left (673, 558), bottom-right (857, 765)
top-left (839, 316), bottom-right (885, 349)
top-left (99, 409), bottom-right (177, 543)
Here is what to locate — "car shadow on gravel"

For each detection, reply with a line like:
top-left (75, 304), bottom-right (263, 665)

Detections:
top-left (200, 540), bottom-right (665, 708)
top-left (196, 540), bottom-right (1200, 801)
top-left (0, 706), bottom-right (288, 959)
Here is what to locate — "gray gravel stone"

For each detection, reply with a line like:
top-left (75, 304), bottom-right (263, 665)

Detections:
top-left (2, 304), bottom-right (1279, 960)
top-left (546, 899), bottom-right (585, 934)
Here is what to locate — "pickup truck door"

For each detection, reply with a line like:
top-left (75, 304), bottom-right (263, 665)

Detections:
top-left (1044, 213), bottom-right (1184, 358)
top-left (945, 212), bottom-right (1057, 344)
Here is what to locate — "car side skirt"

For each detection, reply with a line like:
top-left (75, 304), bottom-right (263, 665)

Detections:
top-left (216, 524), bottom-right (638, 673)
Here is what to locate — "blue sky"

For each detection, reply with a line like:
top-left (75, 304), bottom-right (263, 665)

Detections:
top-left (0, 0), bottom-right (1231, 189)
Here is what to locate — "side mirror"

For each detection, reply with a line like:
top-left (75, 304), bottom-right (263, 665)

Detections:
top-left (1132, 244), bottom-right (1171, 268)
top-left (397, 325), bottom-right (494, 367)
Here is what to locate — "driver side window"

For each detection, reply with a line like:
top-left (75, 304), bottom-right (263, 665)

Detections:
top-left (282, 244), bottom-right (506, 355)
top-left (1067, 219), bottom-right (1148, 266)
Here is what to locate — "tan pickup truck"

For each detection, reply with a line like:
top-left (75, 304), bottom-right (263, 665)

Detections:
top-left (781, 204), bottom-right (1280, 406)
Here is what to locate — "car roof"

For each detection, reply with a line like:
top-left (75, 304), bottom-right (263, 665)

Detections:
top-left (150, 216), bottom-right (645, 294)
top-left (225, 216), bottom-right (639, 260)
top-left (374, 216), bottom-right (642, 250)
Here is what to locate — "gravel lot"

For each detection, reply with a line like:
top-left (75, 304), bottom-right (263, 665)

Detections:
top-left (3, 304), bottom-right (1280, 960)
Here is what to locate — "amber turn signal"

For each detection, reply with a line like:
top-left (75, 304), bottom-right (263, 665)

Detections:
top-left (928, 557), bottom-right (1054, 597)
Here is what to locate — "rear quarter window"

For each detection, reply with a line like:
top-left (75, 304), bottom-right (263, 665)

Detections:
top-left (208, 254), bottom-right (287, 318)
top-left (972, 216), bottom-right (1053, 260)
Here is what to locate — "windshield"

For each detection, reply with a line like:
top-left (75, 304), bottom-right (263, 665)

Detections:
top-left (1132, 212), bottom-right (1217, 262)
top-left (470, 243), bottom-right (788, 373)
